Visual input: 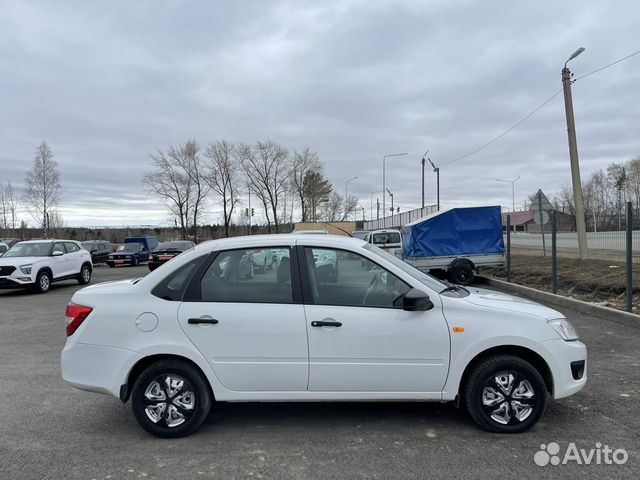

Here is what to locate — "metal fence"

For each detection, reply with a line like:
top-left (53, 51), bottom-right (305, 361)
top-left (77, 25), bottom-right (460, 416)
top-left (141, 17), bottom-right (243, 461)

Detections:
top-left (364, 205), bottom-right (438, 231)
top-left (504, 202), bottom-right (638, 313)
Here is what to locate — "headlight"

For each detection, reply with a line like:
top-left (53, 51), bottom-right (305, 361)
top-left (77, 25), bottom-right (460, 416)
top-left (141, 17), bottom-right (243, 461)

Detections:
top-left (108, 255), bottom-right (114, 259)
top-left (19, 264), bottom-right (32, 275)
top-left (547, 318), bottom-right (579, 341)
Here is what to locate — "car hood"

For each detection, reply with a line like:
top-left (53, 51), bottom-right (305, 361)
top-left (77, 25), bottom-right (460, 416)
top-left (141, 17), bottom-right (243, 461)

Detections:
top-left (0, 256), bottom-right (43, 266)
top-left (461, 286), bottom-right (563, 321)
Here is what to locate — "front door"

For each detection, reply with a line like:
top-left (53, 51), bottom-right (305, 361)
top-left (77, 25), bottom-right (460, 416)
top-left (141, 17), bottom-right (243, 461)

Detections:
top-left (178, 246), bottom-right (308, 392)
top-left (302, 247), bottom-right (450, 394)
top-left (51, 242), bottom-right (72, 277)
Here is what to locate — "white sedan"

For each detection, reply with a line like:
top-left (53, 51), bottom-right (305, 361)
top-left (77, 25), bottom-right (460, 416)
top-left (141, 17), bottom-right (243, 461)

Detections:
top-left (61, 234), bottom-right (587, 437)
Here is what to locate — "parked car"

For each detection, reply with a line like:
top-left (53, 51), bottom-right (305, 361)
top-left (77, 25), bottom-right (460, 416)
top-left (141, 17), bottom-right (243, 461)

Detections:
top-left (61, 234), bottom-right (586, 438)
top-left (107, 236), bottom-right (159, 267)
top-left (0, 239), bottom-right (92, 293)
top-left (0, 242), bottom-right (8, 255)
top-left (0, 238), bottom-right (18, 249)
top-left (81, 240), bottom-right (112, 264)
top-left (351, 230), bottom-right (369, 240)
top-left (364, 229), bottom-right (402, 252)
top-left (148, 241), bottom-right (195, 271)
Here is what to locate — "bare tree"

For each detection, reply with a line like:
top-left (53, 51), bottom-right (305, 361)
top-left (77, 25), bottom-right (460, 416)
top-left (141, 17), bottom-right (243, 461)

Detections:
top-left (291, 147), bottom-right (321, 222)
top-left (342, 195), bottom-right (359, 221)
top-left (143, 141), bottom-right (208, 240)
top-left (321, 191), bottom-right (344, 221)
top-left (205, 140), bottom-right (240, 237)
top-left (24, 141), bottom-right (62, 238)
top-left (239, 140), bottom-right (291, 233)
top-left (626, 155), bottom-right (640, 209)
top-left (5, 182), bottom-right (18, 229)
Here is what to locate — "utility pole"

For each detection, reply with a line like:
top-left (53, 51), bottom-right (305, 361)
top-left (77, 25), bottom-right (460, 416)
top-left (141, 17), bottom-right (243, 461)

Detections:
top-left (562, 47), bottom-right (588, 260)
top-left (421, 150), bottom-right (429, 210)
top-left (428, 158), bottom-right (440, 211)
top-left (376, 198), bottom-right (380, 220)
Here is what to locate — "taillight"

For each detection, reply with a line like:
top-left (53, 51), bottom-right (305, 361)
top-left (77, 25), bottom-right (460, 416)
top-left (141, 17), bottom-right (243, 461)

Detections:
top-left (65, 303), bottom-right (93, 337)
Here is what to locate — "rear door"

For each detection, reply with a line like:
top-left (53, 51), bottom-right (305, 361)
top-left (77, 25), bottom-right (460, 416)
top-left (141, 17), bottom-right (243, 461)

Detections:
top-left (177, 246), bottom-right (309, 391)
top-left (301, 246), bottom-right (450, 394)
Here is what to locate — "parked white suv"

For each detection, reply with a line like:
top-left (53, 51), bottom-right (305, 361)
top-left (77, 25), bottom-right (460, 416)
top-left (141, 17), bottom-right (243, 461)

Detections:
top-left (61, 235), bottom-right (586, 437)
top-left (0, 240), bottom-right (93, 293)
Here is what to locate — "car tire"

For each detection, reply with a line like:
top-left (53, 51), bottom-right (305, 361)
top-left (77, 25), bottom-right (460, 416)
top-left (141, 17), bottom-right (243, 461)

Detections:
top-left (464, 354), bottom-right (547, 433)
top-left (77, 264), bottom-right (92, 285)
top-left (107, 262), bottom-right (114, 268)
top-left (448, 261), bottom-right (474, 286)
top-left (133, 257), bottom-right (140, 267)
top-left (34, 270), bottom-right (52, 294)
top-left (131, 359), bottom-right (212, 438)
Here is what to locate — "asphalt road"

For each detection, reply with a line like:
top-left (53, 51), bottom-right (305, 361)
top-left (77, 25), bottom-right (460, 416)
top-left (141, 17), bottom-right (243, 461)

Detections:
top-left (0, 265), bottom-right (639, 479)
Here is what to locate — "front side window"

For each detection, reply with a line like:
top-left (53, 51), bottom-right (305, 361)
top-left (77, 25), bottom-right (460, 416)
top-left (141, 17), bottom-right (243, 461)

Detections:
top-left (3, 242), bottom-right (52, 257)
top-left (52, 242), bottom-right (65, 255)
top-left (304, 247), bottom-right (411, 308)
top-left (200, 247), bottom-right (293, 303)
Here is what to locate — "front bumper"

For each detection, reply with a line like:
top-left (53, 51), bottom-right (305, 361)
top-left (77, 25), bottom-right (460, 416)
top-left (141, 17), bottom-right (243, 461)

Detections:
top-left (535, 338), bottom-right (587, 399)
top-left (0, 276), bottom-right (35, 289)
top-left (61, 342), bottom-right (143, 398)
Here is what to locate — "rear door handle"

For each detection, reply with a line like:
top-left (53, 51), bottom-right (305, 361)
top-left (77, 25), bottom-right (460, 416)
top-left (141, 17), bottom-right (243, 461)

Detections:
top-left (188, 318), bottom-right (219, 325)
top-left (311, 320), bottom-right (342, 327)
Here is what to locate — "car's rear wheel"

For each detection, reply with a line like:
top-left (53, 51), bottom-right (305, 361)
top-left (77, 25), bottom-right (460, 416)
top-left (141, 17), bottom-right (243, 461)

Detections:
top-left (34, 270), bottom-right (52, 294)
top-left (131, 360), bottom-right (212, 438)
top-left (448, 262), bottom-right (474, 285)
top-left (77, 265), bottom-right (92, 285)
top-left (464, 355), bottom-right (547, 433)
top-left (133, 258), bottom-right (140, 267)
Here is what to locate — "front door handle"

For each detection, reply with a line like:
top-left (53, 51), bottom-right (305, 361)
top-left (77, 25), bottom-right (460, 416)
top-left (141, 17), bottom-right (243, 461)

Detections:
top-left (311, 320), bottom-right (342, 327)
top-left (188, 317), bottom-right (219, 325)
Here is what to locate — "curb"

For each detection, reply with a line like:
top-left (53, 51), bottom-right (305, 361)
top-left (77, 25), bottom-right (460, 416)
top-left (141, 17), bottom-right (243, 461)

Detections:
top-left (476, 275), bottom-right (640, 329)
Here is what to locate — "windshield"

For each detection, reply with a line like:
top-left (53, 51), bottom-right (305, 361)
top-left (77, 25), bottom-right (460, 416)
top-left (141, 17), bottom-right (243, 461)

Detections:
top-left (364, 243), bottom-right (447, 291)
top-left (118, 243), bottom-right (142, 252)
top-left (4, 242), bottom-right (52, 257)
top-left (372, 232), bottom-right (401, 244)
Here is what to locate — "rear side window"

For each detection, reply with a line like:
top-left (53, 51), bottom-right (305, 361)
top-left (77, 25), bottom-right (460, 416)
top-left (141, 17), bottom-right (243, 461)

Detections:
top-left (151, 256), bottom-right (207, 301)
top-left (65, 242), bottom-right (80, 253)
top-left (199, 247), bottom-right (293, 304)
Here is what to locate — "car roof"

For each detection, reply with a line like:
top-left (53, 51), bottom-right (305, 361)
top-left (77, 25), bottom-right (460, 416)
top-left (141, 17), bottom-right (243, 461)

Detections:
top-left (194, 234), bottom-right (366, 252)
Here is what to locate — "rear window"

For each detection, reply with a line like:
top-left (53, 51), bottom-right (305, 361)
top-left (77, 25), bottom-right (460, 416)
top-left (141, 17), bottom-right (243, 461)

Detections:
top-left (372, 232), bottom-right (401, 245)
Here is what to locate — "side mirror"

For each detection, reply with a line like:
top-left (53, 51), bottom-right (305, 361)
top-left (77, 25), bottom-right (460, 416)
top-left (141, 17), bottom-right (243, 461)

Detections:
top-left (402, 288), bottom-right (434, 311)
top-left (52, 250), bottom-right (64, 257)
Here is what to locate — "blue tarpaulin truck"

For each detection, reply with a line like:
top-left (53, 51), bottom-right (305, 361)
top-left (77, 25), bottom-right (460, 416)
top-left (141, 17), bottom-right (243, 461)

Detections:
top-left (399, 206), bottom-right (505, 285)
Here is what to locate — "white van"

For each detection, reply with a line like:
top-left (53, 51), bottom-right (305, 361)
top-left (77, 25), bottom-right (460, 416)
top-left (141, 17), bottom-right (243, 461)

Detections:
top-left (364, 229), bottom-right (402, 253)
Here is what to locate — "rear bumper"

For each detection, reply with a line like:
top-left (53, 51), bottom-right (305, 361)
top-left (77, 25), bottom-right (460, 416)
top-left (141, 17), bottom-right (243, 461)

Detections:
top-left (535, 338), bottom-right (587, 399)
top-left (61, 342), bottom-right (143, 398)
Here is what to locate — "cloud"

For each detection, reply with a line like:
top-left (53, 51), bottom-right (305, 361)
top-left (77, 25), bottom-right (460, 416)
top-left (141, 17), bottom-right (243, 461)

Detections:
top-left (1, 0), bottom-right (638, 226)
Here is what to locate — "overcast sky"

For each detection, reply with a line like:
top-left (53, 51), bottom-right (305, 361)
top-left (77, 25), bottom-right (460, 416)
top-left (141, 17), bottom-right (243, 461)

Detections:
top-left (1, 0), bottom-right (638, 227)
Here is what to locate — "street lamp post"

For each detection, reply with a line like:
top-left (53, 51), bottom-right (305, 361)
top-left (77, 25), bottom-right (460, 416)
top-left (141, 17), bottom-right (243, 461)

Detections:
top-left (496, 176), bottom-right (520, 234)
top-left (562, 46), bottom-right (588, 260)
top-left (421, 150), bottom-right (429, 210)
top-left (345, 176), bottom-right (358, 221)
top-left (383, 152), bottom-right (408, 226)
top-left (386, 188), bottom-right (394, 215)
top-left (428, 158), bottom-right (440, 211)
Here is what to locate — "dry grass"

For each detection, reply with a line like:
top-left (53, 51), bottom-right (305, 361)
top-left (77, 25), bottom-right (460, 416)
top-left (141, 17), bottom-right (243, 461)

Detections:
top-left (482, 254), bottom-right (640, 313)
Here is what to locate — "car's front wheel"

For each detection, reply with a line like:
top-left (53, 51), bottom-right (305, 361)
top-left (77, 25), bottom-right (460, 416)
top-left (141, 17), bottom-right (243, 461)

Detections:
top-left (131, 359), bottom-right (212, 438)
top-left (77, 265), bottom-right (92, 285)
top-left (34, 270), bottom-right (52, 294)
top-left (464, 355), bottom-right (547, 433)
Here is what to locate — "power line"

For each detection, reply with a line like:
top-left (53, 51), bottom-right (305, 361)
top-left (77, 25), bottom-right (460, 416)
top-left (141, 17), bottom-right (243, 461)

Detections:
top-left (440, 49), bottom-right (640, 167)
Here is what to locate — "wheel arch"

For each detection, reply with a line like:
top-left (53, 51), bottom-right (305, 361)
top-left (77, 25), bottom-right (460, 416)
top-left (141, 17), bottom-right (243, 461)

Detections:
top-left (448, 258), bottom-right (475, 271)
top-left (120, 353), bottom-right (214, 403)
top-left (35, 265), bottom-right (53, 279)
top-left (458, 345), bottom-right (554, 398)
top-left (81, 261), bottom-right (92, 271)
